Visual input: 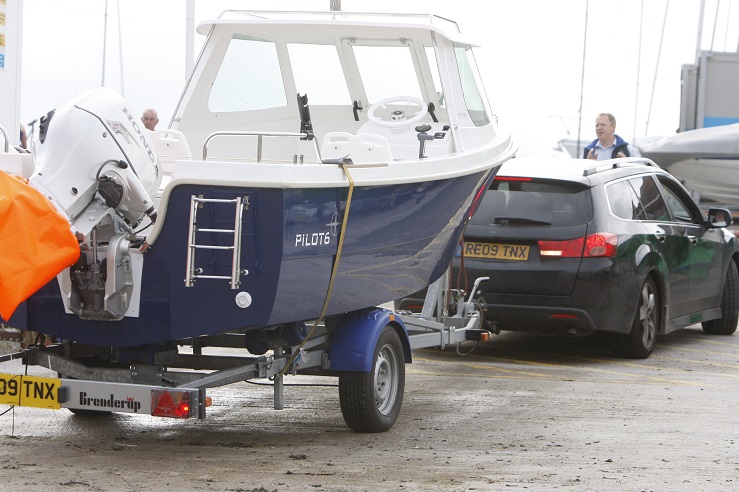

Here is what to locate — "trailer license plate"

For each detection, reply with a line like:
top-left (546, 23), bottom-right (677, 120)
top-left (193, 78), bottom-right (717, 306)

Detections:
top-left (464, 241), bottom-right (530, 261)
top-left (0, 373), bottom-right (62, 409)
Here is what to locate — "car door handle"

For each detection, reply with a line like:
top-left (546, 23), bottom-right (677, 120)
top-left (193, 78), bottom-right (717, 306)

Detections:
top-left (688, 235), bottom-right (698, 245)
top-left (653, 231), bottom-right (666, 242)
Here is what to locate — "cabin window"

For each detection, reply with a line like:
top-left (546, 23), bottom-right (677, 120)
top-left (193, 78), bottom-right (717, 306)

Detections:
top-left (353, 45), bottom-right (423, 103)
top-left (425, 46), bottom-right (445, 108)
top-left (454, 44), bottom-right (492, 127)
top-left (287, 43), bottom-right (351, 105)
top-left (208, 36), bottom-right (287, 112)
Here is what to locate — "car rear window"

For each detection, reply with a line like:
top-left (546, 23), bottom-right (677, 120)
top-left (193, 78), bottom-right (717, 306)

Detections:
top-left (471, 177), bottom-right (593, 227)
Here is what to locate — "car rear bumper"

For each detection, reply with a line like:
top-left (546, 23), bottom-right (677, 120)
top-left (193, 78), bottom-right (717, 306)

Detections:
top-left (467, 259), bottom-right (642, 335)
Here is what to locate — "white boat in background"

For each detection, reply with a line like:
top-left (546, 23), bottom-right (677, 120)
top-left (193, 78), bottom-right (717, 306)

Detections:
top-left (637, 123), bottom-right (739, 203)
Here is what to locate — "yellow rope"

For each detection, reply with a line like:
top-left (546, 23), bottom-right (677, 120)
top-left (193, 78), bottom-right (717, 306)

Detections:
top-left (273, 163), bottom-right (355, 378)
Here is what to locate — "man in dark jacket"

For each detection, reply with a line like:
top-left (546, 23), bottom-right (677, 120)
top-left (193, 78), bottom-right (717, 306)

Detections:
top-left (583, 113), bottom-right (640, 160)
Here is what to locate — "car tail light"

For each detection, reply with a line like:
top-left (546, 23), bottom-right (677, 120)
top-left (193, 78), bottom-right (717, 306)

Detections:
top-left (538, 233), bottom-right (617, 258)
top-left (538, 237), bottom-right (585, 257)
top-left (583, 233), bottom-right (618, 257)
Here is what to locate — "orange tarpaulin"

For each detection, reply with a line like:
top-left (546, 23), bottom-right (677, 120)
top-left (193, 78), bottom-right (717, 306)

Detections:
top-left (0, 171), bottom-right (79, 321)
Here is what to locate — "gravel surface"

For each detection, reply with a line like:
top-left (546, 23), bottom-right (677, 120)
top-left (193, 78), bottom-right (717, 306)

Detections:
top-left (1, 325), bottom-right (738, 491)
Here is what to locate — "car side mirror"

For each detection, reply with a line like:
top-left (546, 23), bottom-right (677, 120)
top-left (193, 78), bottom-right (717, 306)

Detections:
top-left (707, 208), bottom-right (733, 228)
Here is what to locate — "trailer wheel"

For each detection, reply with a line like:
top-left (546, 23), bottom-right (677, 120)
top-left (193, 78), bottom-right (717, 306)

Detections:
top-left (339, 324), bottom-right (405, 433)
top-left (245, 329), bottom-right (269, 355)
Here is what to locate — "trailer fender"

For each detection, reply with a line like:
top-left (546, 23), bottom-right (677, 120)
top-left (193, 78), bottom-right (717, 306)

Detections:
top-left (329, 308), bottom-right (411, 372)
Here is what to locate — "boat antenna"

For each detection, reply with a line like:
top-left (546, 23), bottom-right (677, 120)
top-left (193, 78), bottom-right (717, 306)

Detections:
top-left (645, 0), bottom-right (670, 135)
top-left (575, 0), bottom-right (589, 159)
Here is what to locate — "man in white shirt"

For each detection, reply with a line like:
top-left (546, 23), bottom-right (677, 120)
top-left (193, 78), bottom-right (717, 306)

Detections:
top-left (583, 113), bottom-right (640, 160)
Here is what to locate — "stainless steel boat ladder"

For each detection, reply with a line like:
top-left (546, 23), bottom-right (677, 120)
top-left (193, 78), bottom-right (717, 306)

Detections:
top-left (185, 195), bottom-right (246, 289)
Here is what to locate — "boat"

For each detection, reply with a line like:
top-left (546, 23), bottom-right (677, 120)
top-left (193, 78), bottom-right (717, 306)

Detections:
top-left (0, 10), bottom-right (516, 352)
top-left (637, 123), bottom-right (739, 203)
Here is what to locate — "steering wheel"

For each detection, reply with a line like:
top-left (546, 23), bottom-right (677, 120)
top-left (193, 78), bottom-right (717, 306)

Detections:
top-left (367, 96), bottom-right (428, 129)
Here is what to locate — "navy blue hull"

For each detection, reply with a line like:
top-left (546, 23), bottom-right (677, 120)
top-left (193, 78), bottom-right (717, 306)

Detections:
top-left (19, 169), bottom-right (495, 346)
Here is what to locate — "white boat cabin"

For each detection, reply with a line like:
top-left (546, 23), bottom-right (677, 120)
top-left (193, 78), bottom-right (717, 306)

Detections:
top-left (168, 10), bottom-right (501, 166)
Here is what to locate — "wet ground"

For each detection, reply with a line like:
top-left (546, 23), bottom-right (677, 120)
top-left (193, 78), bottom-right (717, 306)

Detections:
top-left (1, 324), bottom-right (738, 491)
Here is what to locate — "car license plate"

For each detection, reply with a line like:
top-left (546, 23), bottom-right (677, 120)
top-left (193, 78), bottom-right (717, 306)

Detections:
top-left (0, 373), bottom-right (62, 409)
top-left (463, 241), bottom-right (530, 261)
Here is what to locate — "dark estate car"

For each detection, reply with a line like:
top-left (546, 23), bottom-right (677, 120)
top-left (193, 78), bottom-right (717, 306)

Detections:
top-left (400, 157), bottom-right (739, 358)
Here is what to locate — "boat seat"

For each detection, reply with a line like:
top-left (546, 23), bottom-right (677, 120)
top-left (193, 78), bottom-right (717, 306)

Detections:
top-left (148, 129), bottom-right (192, 203)
top-left (357, 121), bottom-right (454, 160)
top-left (320, 132), bottom-right (393, 164)
top-left (149, 129), bottom-right (192, 174)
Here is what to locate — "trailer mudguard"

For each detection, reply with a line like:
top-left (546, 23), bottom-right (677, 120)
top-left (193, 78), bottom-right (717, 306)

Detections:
top-left (328, 307), bottom-right (411, 372)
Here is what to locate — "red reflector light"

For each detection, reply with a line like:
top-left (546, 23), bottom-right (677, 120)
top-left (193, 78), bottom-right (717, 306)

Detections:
top-left (551, 313), bottom-right (579, 319)
top-left (151, 389), bottom-right (193, 419)
top-left (538, 233), bottom-right (617, 258)
top-left (494, 176), bottom-right (532, 182)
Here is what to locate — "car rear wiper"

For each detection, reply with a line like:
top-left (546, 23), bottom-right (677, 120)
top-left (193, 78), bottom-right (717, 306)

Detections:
top-left (493, 216), bottom-right (552, 225)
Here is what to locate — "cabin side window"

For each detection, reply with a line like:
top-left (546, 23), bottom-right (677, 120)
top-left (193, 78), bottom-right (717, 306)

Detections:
top-left (454, 44), bottom-right (491, 127)
top-left (425, 46), bottom-right (445, 109)
top-left (208, 36), bottom-right (287, 112)
top-left (287, 43), bottom-right (351, 105)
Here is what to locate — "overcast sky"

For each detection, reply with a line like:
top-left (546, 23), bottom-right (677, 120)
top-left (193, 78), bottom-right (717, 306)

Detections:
top-left (18, 0), bottom-right (739, 156)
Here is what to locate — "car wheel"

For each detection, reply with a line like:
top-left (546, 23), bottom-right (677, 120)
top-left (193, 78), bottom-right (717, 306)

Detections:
top-left (612, 277), bottom-right (659, 359)
top-left (702, 260), bottom-right (739, 335)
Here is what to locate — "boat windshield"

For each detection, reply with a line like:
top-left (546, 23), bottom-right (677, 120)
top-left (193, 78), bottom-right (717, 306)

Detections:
top-left (454, 44), bottom-right (492, 127)
top-left (353, 44), bottom-right (423, 103)
top-left (209, 35), bottom-right (286, 112)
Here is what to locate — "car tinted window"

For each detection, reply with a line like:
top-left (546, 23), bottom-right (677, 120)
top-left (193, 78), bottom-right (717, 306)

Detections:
top-left (607, 176), bottom-right (670, 221)
top-left (607, 180), bottom-right (645, 220)
top-left (471, 178), bottom-right (592, 227)
top-left (655, 175), bottom-right (702, 224)
top-left (632, 176), bottom-right (670, 221)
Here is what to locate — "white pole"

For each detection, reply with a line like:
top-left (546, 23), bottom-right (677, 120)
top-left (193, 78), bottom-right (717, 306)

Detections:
top-left (696, 0), bottom-right (706, 59)
top-left (0, 0), bottom-right (23, 148)
top-left (102, 0), bottom-right (108, 87)
top-left (117, 0), bottom-right (124, 96)
top-left (186, 0), bottom-right (195, 79)
top-left (633, 0), bottom-right (644, 141)
top-left (576, 0), bottom-right (589, 159)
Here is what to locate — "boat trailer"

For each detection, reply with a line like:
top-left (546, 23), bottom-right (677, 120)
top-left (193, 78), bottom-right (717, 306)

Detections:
top-left (0, 270), bottom-right (491, 433)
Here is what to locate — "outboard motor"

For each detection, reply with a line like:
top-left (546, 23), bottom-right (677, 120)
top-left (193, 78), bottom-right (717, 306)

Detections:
top-left (29, 88), bottom-right (162, 320)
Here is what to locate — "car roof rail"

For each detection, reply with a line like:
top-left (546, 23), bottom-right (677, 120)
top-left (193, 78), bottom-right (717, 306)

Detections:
top-left (583, 157), bottom-right (661, 177)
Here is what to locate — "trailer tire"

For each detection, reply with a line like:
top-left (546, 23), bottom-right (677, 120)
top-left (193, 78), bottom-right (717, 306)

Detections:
top-left (339, 324), bottom-right (405, 433)
top-left (245, 329), bottom-right (269, 355)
